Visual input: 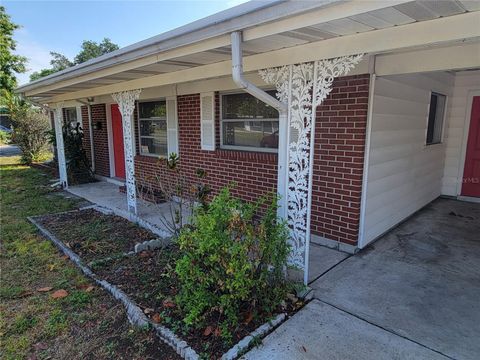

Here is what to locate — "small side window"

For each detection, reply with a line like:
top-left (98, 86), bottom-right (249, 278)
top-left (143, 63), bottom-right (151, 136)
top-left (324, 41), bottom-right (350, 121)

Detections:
top-left (64, 107), bottom-right (79, 128)
top-left (426, 92), bottom-right (446, 145)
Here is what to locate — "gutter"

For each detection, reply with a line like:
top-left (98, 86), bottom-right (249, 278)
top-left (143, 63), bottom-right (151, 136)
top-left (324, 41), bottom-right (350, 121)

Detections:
top-left (230, 31), bottom-right (288, 219)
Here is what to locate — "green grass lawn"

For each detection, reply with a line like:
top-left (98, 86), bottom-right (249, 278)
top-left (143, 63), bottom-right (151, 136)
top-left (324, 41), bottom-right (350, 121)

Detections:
top-left (0, 156), bottom-right (179, 359)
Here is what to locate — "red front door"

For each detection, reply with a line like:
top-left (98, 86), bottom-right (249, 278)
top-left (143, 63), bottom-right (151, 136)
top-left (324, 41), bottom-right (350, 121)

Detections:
top-left (111, 104), bottom-right (126, 179)
top-left (462, 96), bottom-right (480, 197)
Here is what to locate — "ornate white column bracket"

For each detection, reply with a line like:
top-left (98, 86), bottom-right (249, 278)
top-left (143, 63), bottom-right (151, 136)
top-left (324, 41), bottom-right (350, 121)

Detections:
top-left (53, 104), bottom-right (68, 188)
top-left (111, 89), bottom-right (141, 215)
top-left (260, 54), bottom-right (364, 284)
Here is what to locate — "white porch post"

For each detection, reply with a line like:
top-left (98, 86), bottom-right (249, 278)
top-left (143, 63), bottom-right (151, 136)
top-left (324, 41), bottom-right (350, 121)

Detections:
top-left (111, 89), bottom-right (141, 215)
top-left (260, 55), bottom-right (364, 284)
top-left (53, 105), bottom-right (68, 188)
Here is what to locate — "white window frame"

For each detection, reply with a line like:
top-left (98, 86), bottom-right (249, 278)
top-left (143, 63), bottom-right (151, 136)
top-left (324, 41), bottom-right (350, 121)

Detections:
top-left (425, 91), bottom-right (447, 146)
top-left (219, 90), bottom-right (279, 153)
top-left (137, 99), bottom-right (168, 158)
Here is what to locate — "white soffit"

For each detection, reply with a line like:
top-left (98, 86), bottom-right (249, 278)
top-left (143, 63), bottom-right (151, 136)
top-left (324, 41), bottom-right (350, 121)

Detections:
top-left (28, 0), bottom-right (479, 100)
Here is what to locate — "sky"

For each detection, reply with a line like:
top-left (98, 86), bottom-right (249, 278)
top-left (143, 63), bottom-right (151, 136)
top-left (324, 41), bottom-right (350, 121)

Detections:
top-left (4, 0), bottom-right (249, 85)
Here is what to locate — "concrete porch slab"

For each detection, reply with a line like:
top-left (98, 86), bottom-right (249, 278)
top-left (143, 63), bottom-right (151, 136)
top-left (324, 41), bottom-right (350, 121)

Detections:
top-left (243, 300), bottom-right (447, 360)
top-left (311, 198), bottom-right (480, 360)
top-left (67, 181), bottom-right (187, 238)
top-left (307, 243), bottom-right (350, 283)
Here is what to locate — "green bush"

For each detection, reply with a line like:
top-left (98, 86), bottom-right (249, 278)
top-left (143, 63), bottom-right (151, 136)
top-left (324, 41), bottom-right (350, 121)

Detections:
top-left (11, 107), bottom-right (50, 164)
top-left (0, 130), bottom-right (11, 145)
top-left (175, 187), bottom-right (289, 339)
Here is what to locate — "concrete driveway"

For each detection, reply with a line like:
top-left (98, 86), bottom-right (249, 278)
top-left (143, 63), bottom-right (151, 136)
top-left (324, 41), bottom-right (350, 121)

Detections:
top-left (245, 198), bottom-right (480, 359)
top-left (0, 144), bottom-right (21, 157)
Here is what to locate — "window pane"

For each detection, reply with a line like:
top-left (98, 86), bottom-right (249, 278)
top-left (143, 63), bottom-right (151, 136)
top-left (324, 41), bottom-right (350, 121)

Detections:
top-left (139, 119), bottom-right (167, 156)
top-left (139, 101), bottom-right (166, 119)
top-left (140, 119), bottom-right (166, 137)
top-left (65, 108), bottom-right (78, 126)
top-left (140, 137), bottom-right (167, 156)
top-left (223, 121), bottom-right (279, 149)
top-left (426, 93), bottom-right (446, 145)
top-left (138, 101), bottom-right (168, 156)
top-left (222, 92), bottom-right (278, 119)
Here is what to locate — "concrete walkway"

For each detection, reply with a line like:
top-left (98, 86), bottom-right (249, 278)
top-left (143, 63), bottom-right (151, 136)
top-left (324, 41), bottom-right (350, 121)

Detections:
top-left (245, 198), bottom-right (480, 359)
top-left (67, 181), bottom-right (185, 238)
top-left (244, 300), bottom-right (448, 360)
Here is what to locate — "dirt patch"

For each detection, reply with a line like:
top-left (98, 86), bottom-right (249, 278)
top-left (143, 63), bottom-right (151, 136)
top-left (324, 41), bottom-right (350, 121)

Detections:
top-left (36, 209), bottom-right (156, 262)
top-left (93, 248), bottom-right (300, 358)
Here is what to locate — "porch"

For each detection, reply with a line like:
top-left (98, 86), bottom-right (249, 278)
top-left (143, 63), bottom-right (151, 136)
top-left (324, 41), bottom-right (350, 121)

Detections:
top-left (67, 181), bottom-right (178, 239)
top-left (67, 180), bottom-right (348, 282)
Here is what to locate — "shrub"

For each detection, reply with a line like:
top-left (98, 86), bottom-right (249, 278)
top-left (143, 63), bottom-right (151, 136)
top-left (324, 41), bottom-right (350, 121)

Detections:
top-left (137, 152), bottom-right (210, 236)
top-left (175, 187), bottom-right (289, 339)
top-left (0, 130), bottom-right (11, 145)
top-left (11, 107), bottom-right (50, 164)
top-left (62, 123), bottom-right (94, 184)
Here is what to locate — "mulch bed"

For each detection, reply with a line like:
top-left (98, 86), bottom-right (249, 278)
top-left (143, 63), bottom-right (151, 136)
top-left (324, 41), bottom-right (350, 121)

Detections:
top-left (35, 208), bottom-right (302, 359)
top-left (36, 209), bottom-right (156, 262)
top-left (93, 247), bottom-right (302, 358)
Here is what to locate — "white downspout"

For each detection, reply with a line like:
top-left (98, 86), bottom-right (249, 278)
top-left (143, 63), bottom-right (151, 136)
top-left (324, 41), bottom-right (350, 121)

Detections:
top-left (231, 31), bottom-right (289, 219)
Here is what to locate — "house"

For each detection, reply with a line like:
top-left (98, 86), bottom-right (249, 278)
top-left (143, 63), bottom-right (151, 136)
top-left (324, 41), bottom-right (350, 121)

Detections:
top-left (17, 0), bottom-right (480, 283)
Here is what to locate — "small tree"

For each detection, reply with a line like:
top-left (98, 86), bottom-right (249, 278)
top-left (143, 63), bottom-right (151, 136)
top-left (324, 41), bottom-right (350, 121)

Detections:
top-left (11, 106), bottom-right (50, 164)
top-left (136, 153), bottom-right (210, 237)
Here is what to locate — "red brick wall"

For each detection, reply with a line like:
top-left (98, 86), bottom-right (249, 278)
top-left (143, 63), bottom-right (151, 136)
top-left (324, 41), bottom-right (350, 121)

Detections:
top-left (134, 93), bottom-right (278, 203)
top-left (310, 74), bottom-right (369, 246)
top-left (86, 75), bottom-right (369, 246)
top-left (80, 106), bottom-right (92, 165)
top-left (90, 104), bottom-right (110, 177)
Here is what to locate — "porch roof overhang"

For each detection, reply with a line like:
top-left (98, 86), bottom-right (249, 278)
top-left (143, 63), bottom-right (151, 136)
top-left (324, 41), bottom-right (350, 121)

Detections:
top-left (16, 0), bottom-right (480, 104)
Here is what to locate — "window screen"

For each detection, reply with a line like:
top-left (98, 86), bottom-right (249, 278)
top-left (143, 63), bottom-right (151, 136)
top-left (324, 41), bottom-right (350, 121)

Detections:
top-left (221, 92), bottom-right (279, 151)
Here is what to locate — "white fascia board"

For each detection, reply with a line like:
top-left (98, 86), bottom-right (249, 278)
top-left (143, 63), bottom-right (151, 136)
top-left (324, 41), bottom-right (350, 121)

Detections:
top-left (375, 41), bottom-right (480, 76)
top-left (45, 11), bottom-right (480, 103)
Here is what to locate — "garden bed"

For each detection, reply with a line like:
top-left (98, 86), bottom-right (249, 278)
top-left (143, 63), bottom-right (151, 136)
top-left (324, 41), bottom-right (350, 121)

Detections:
top-left (35, 208), bottom-right (156, 262)
top-left (92, 247), bottom-right (299, 358)
top-left (31, 207), bottom-right (302, 359)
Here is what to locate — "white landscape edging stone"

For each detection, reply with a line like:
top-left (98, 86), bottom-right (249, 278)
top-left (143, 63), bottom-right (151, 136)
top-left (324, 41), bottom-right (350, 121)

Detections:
top-left (29, 211), bottom-right (289, 360)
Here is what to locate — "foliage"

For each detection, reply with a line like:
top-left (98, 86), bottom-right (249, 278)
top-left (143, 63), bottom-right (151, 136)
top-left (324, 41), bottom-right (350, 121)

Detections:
top-left (0, 6), bottom-right (27, 96)
top-left (0, 129), bottom-right (11, 145)
top-left (74, 38), bottom-right (119, 64)
top-left (62, 123), bottom-right (94, 184)
top-left (10, 106), bottom-right (51, 164)
top-left (30, 52), bottom-right (74, 81)
top-left (136, 152), bottom-right (211, 236)
top-left (30, 38), bottom-right (119, 82)
top-left (175, 187), bottom-right (290, 339)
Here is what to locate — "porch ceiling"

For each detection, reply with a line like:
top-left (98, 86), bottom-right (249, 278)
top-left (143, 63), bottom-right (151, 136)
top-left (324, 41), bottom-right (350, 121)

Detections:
top-left (20, 0), bottom-right (480, 103)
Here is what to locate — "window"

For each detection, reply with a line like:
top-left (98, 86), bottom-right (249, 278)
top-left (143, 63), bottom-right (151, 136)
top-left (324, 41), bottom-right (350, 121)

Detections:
top-left (426, 92), bottom-right (446, 145)
top-left (221, 92), bottom-right (279, 152)
top-left (64, 107), bottom-right (79, 128)
top-left (138, 100), bottom-right (167, 156)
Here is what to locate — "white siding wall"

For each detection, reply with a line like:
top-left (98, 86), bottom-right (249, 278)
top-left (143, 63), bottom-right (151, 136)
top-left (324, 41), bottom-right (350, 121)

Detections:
top-left (362, 72), bottom-right (454, 246)
top-left (442, 70), bottom-right (480, 196)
